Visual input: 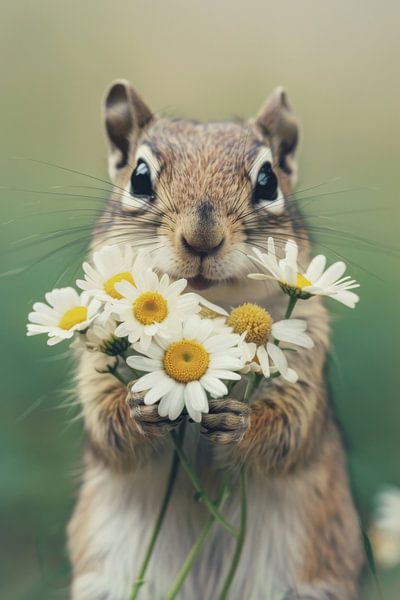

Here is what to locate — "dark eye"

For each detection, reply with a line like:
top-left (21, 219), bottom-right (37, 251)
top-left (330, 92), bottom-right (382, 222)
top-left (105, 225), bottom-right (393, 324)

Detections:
top-left (253, 162), bottom-right (278, 203)
top-left (130, 159), bottom-right (154, 199)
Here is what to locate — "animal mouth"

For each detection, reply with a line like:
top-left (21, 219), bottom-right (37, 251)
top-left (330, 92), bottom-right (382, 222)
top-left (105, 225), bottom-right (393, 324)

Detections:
top-left (187, 274), bottom-right (215, 291)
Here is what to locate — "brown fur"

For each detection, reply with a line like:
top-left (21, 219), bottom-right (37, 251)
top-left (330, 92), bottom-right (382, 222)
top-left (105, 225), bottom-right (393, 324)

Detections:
top-left (68, 80), bottom-right (363, 599)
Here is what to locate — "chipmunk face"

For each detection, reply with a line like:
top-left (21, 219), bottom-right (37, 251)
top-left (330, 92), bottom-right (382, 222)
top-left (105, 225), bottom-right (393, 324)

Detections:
top-left (100, 80), bottom-right (301, 293)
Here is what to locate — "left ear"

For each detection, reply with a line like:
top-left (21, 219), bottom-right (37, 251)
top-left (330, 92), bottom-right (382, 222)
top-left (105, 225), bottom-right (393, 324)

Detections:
top-left (254, 87), bottom-right (299, 182)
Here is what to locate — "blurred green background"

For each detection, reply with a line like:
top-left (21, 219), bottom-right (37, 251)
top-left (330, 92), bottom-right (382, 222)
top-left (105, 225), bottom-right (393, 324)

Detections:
top-left (0, 0), bottom-right (399, 598)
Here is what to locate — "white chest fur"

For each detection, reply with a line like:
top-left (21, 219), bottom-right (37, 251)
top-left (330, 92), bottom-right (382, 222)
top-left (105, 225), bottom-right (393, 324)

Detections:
top-left (71, 431), bottom-right (306, 600)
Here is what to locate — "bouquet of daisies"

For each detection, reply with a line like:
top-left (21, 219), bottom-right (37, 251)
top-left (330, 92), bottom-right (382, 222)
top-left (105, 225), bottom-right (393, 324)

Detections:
top-left (26, 239), bottom-right (359, 599)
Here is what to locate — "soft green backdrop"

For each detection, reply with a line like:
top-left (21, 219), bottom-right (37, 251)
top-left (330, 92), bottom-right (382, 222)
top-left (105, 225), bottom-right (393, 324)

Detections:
top-left (1, 1), bottom-right (399, 598)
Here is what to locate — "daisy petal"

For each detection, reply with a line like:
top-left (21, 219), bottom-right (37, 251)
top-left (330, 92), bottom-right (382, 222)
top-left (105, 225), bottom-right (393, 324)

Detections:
top-left (144, 377), bottom-right (175, 405)
top-left (131, 370), bottom-right (167, 392)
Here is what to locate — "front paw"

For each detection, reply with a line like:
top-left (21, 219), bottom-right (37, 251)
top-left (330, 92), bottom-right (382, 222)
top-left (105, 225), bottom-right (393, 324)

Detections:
top-left (127, 389), bottom-right (181, 438)
top-left (201, 398), bottom-right (250, 445)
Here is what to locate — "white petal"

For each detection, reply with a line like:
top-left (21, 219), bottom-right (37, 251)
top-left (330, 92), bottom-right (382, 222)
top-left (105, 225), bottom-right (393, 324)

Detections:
top-left (47, 335), bottom-right (64, 346)
top-left (141, 343), bottom-right (164, 361)
top-left (158, 395), bottom-right (171, 418)
top-left (196, 295), bottom-right (228, 316)
top-left (183, 315), bottom-right (202, 339)
top-left (28, 312), bottom-right (56, 326)
top-left (266, 343), bottom-right (289, 375)
top-left (164, 278), bottom-right (187, 298)
top-left (256, 345), bottom-right (270, 378)
top-left (127, 356), bottom-right (162, 372)
top-left (330, 290), bottom-right (360, 308)
top-left (200, 374), bottom-right (227, 398)
top-left (144, 323), bottom-right (159, 336)
top-left (284, 239), bottom-right (299, 270)
top-left (305, 255), bottom-right (326, 282)
top-left (209, 355), bottom-right (243, 370)
top-left (196, 318), bottom-right (215, 343)
top-left (184, 380), bottom-right (208, 412)
top-left (203, 333), bottom-right (239, 353)
top-left (313, 261), bottom-right (347, 288)
top-left (167, 385), bottom-right (186, 420)
top-left (283, 368), bottom-right (298, 383)
top-left (207, 369), bottom-right (241, 381)
top-left (114, 280), bottom-right (138, 300)
top-left (247, 273), bottom-right (270, 280)
top-left (131, 370), bottom-right (167, 392)
top-left (272, 321), bottom-right (314, 348)
top-left (144, 377), bottom-right (175, 405)
top-left (138, 332), bottom-right (153, 351)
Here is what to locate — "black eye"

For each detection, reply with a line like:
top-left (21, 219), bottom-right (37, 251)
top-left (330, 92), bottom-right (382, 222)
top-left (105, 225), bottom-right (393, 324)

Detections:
top-left (253, 162), bottom-right (278, 203)
top-left (130, 159), bottom-right (154, 199)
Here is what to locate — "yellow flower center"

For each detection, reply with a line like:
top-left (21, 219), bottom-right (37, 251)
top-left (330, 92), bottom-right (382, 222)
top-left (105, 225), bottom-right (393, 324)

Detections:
top-left (295, 273), bottom-right (311, 289)
top-left (163, 339), bottom-right (209, 383)
top-left (58, 306), bottom-right (88, 330)
top-left (227, 303), bottom-right (273, 345)
top-left (104, 272), bottom-right (135, 299)
top-left (133, 292), bottom-right (168, 325)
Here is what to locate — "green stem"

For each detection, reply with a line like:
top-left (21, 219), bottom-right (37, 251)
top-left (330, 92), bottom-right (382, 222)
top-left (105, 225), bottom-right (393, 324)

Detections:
top-left (169, 430), bottom-right (239, 537)
top-left (130, 421), bottom-right (186, 599)
top-left (243, 372), bottom-right (261, 404)
top-left (217, 469), bottom-right (248, 600)
top-left (110, 365), bottom-right (129, 386)
top-left (284, 294), bottom-right (298, 320)
top-left (166, 477), bottom-right (231, 600)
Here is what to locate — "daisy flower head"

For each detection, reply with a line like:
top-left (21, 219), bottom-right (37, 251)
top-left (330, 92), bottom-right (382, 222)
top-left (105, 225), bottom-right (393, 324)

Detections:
top-left (27, 287), bottom-right (101, 345)
top-left (127, 315), bottom-right (243, 423)
top-left (370, 487), bottom-right (400, 569)
top-left (248, 237), bottom-right (360, 308)
top-left (76, 243), bottom-right (138, 302)
top-left (74, 314), bottom-right (129, 356)
top-left (227, 303), bottom-right (313, 383)
top-left (109, 261), bottom-right (200, 351)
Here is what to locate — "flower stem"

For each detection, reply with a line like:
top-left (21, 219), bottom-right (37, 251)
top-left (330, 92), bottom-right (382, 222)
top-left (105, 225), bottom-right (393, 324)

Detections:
top-left (243, 372), bottom-right (261, 404)
top-left (166, 476), bottom-right (231, 600)
top-left (130, 421), bottom-right (186, 599)
top-left (217, 468), bottom-right (248, 600)
top-left (110, 365), bottom-right (129, 386)
top-left (169, 430), bottom-right (239, 537)
top-left (284, 294), bottom-right (298, 320)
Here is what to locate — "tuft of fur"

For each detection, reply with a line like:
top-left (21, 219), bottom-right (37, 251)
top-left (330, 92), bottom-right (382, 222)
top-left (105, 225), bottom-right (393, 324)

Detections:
top-left (68, 81), bottom-right (363, 599)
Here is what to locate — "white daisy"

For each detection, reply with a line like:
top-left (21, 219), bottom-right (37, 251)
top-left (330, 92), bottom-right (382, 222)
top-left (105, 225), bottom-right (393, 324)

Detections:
top-left (227, 303), bottom-right (313, 383)
top-left (248, 237), bottom-right (360, 308)
top-left (27, 287), bottom-right (101, 346)
top-left (109, 264), bottom-right (200, 351)
top-left (73, 314), bottom-right (129, 356)
top-left (127, 315), bottom-right (243, 422)
top-left (76, 243), bottom-right (138, 302)
top-left (370, 487), bottom-right (400, 568)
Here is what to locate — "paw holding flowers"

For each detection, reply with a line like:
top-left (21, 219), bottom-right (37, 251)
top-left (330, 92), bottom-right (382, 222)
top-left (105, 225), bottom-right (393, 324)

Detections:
top-left (201, 398), bottom-right (250, 446)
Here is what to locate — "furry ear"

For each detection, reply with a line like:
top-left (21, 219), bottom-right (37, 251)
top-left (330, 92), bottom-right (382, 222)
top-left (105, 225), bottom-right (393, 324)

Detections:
top-left (255, 87), bottom-right (299, 179)
top-left (103, 79), bottom-right (153, 177)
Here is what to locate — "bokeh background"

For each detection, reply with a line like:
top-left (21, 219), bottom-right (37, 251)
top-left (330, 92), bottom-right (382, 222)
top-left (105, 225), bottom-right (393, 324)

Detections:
top-left (1, 0), bottom-right (399, 598)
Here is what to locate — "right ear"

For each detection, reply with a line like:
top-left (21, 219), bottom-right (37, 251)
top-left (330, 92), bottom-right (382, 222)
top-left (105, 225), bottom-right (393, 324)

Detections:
top-left (103, 79), bottom-right (153, 179)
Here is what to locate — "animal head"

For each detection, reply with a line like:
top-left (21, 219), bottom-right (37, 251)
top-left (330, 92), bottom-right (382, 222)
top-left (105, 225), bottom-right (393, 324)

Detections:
top-left (98, 79), bottom-right (304, 293)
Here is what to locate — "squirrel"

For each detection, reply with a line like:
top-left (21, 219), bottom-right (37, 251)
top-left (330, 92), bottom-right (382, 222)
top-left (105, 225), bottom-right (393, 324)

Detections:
top-left (67, 80), bottom-right (364, 599)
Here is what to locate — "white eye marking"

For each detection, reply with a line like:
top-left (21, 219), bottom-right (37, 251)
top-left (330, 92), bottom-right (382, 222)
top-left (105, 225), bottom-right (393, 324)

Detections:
top-left (249, 146), bottom-right (285, 215)
top-left (249, 147), bottom-right (274, 185)
top-left (262, 195), bottom-right (285, 215)
top-left (134, 145), bottom-right (160, 183)
top-left (121, 145), bottom-right (160, 211)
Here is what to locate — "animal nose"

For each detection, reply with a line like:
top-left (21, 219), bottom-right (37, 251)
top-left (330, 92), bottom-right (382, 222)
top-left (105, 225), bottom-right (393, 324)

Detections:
top-left (181, 235), bottom-right (225, 257)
